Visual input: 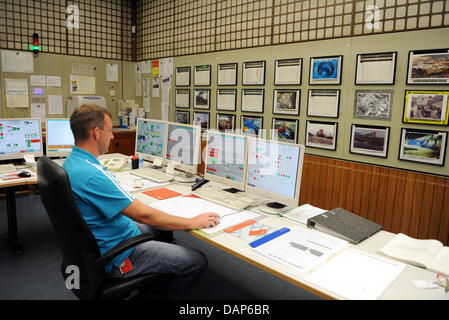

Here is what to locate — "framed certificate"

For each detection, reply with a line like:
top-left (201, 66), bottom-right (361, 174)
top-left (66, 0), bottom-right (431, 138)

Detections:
top-left (175, 89), bottom-right (190, 109)
top-left (355, 52), bottom-right (397, 85)
top-left (307, 89), bottom-right (340, 118)
top-left (241, 89), bottom-right (264, 113)
top-left (216, 89), bottom-right (237, 111)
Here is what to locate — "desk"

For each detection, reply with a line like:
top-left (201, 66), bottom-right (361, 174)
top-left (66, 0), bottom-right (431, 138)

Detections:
top-left (0, 171), bottom-right (38, 254)
top-left (130, 181), bottom-right (448, 300)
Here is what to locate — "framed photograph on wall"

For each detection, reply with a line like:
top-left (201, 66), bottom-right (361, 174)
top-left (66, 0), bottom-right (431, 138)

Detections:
top-left (274, 58), bottom-right (302, 85)
top-left (216, 113), bottom-right (235, 132)
top-left (309, 55), bottom-right (343, 85)
top-left (399, 128), bottom-right (447, 166)
top-left (175, 89), bottom-right (190, 108)
top-left (406, 48), bottom-right (449, 85)
top-left (193, 89), bottom-right (210, 109)
top-left (216, 89), bottom-right (237, 111)
top-left (194, 65), bottom-right (211, 86)
top-left (240, 115), bottom-right (263, 137)
top-left (217, 63), bottom-right (238, 86)
top-left (355, 52), bottom-right (397, 85)
top-left (350, 124), bottom-right (390, 158)
top-left (241, 89), bottom-right (264, 113)
top-left (354, 90), bottom-right (394, 120)
top-left (175, 110), bottom-right (190, 124)
top-left (175, 66), bottom-right (191, 86)
top-left (271, 118), bottom-right (298, 143)
top-left (403, 90), bottom-right (449, 125)
top-left (242, 60), bottom-right (266, 85)
top-left (307, 89), bottom-right (340, 118)
top-left (273, 89), bottom-right (300, 115)
top-left (193, 112), bottom-right (210, 131)
top-left (305, 120), bottom-right (338, 150)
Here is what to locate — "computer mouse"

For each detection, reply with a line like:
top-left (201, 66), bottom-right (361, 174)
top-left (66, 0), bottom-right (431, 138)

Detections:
top-left (17, 171), bottom-right (32, 178)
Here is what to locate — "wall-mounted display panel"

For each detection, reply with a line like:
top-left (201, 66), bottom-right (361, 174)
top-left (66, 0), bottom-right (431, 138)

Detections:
top-left (355, 52), bottom-right (397, 85)
top-left (175, 66), bottom-right (191, 86)
top-left (242, 61), bottom-right (266, 85)
top-left (217, 63), bottom-right (238, 86)
top-left (274, 58), bottom-right (302, 85)
top-left (307, 89), bottom-right (340, 118)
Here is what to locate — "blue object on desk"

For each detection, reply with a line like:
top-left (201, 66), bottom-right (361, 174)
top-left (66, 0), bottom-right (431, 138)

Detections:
top-left (249, 227), bottom-right (291, 248)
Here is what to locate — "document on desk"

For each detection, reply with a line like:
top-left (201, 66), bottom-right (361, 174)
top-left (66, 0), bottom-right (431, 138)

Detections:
top-left (147, 195), bottom-right (237, 219)
top-left (251, 226), bottom-right (348, 274)
top-left (113, 171), bottom-right (169, 192)
top-left (306, 248), bottom-right (405, 300)
top-left (201, 210), bottom-right (260, 235)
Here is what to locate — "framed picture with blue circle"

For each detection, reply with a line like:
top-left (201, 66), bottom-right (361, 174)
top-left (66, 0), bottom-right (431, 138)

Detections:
top-left (309, 55), bottom-right (343, 85)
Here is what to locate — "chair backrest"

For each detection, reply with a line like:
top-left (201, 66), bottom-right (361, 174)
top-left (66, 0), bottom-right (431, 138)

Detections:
top-left (37, 156), bottom-right (104, 300)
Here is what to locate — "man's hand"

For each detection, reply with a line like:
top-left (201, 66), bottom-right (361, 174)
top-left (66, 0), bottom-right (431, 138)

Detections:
top-left (190, 212), bottom-right (220, 230)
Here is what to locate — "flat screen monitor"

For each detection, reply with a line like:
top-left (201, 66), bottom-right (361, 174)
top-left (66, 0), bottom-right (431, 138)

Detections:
top-left (46, 118), bottom-right (75, 157)
top-left (204, 131), bottom-right (248, 191)
top-left (135, 118), bottom-right (167, 164)
top-left (166, 122), bottom-right (201, 182)
top-left (0, 118), bottom-right (43, 161)
top-left (246, 137), bottom-right (305, 214)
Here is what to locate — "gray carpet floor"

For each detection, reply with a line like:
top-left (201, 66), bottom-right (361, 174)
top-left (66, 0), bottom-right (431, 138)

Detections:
top-left (0, 193), bottom-right (320, 300)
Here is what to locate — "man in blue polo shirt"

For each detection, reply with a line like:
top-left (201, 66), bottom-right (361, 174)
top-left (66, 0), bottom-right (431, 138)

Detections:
top-left (63, 104), bottom-right (220, 298)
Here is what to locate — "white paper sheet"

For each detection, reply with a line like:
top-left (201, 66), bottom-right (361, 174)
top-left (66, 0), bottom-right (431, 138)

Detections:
top-left (70, 75), bottom-right (95, 94)
top-left (30, 75), bottom-right (46, 86)
top-left (2, 50), bottom-right (33, 73)
top-left (5, 79), bottom-right (29, 108)
top-left (46, 76), bottom-right (62, 87)
top-left (48, 95), bottom-right (63, 114)
top-left (143, 79), bottom-right (150, 112)
top-left (135, 63), bottom-right (142, 97)
top-left (306, 248), bottom-right (405, 300)
top-left (152, 78), bottom-right (160, 97)
top-left (252, 226), bottom-right (348, 274)
top-left (106, 63), bottom-right (119, 82)
top-left (31, 103), bottom-right (46, 121)
top-left (147, 195), bottom-right (237, 219)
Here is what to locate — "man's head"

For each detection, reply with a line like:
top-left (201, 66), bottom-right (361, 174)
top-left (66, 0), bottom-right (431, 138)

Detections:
top-left (70, 104), bottom-right (113, 156)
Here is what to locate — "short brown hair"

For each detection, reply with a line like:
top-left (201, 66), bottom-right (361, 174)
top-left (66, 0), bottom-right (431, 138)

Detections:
top-left (70, 104), bottom-right (112, 143)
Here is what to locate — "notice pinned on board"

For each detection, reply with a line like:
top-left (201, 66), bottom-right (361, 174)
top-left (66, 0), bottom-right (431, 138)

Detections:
top-left (5, 79), bottom-right (29, 108)
top-left (70, 75), bottom-right (95, 94)
top-left (106, 63), bottom-right (119, 82)
top-left (1, 50), bottom-right (33, 73)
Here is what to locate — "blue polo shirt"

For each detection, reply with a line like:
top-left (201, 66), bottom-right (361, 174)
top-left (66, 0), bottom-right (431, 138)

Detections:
top-left (63, 146), bottom-right (140, 272)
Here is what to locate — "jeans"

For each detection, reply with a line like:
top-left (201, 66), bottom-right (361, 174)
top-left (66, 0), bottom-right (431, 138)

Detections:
top-left (108, 222), bottom-right (208, 298)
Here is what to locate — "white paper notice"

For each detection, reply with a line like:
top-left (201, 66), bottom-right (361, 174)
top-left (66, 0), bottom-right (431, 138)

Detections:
top-left (201, 210), bottom-right (260, 234)
top-left (143, 78), bottom-right (150, 112)
top-left (30, 75), bottom-right (46, 86)
top-left (2, 50), bottom-right (33, 73)
top-left (48, 95), bottom-right (63, 114)
top-left (152, 78), bottom-right (160, 97)
top-left (70, 75), bottom-right (95, 94)
top-left (306, 248), bottom-right (405, 300)
top-left (135, 63), bottom-right (142, 97)
top-left (106, 63), bottom-right (119, 82)
top-left (31, 103), bottom-right (46, 121)
top-left (142, 60), bottom-right (151, 74)
top-left (46, 76), bottom-right (62, 87)
top-left (5, 79), bottom-right (29, 108)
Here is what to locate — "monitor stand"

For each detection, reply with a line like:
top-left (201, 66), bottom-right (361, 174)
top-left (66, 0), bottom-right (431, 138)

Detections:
top-left (174, 172), bottom-right (196, 183)
top-left (258, 201), bottom-right (288, 215)
top-left (223, 187), bottom-right (241, 194)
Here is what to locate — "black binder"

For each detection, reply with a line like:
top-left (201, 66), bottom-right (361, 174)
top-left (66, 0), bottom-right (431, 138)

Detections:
top-left (307, 207), bottom-right (382, 243)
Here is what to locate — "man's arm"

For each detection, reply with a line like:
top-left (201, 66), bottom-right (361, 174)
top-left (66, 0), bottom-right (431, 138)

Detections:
top-left (121, 198), bottom-right (220, 230)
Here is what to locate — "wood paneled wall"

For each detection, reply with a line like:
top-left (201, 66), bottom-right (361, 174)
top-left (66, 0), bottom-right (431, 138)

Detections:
top-left (299, 154), bottom-right (449, 246)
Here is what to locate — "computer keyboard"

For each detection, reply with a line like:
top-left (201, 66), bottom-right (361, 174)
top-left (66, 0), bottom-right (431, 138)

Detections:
top-left (0, 164), bottom-right (16, 174)
top-left (130, 167), bottom-right (174, 183)
top-left (192, 184), bottom-right (256, 211)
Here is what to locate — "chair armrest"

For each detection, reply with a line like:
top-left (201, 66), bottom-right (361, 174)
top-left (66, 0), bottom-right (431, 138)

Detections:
top-left (94, 233), bottom-right (155, 270)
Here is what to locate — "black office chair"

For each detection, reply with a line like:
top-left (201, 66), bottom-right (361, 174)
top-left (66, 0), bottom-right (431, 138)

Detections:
top-left (37, 155), bottom-right (172, 300)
